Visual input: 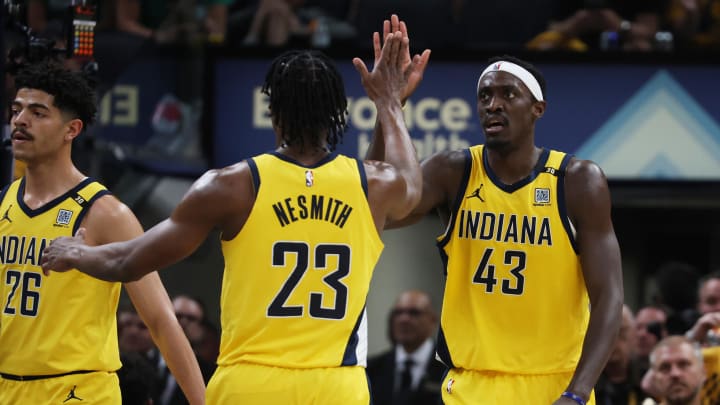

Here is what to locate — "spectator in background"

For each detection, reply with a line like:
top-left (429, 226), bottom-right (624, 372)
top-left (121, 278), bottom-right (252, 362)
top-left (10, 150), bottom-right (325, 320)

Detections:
top-left (366, 290), bottom-right (445, 405)
top-left (102, 0), bottom-right (234, 44)
top-left (655, 261), bottom-right (701, 335)
top-left (173, 295), bottom-right (207, 342)
top-left (118, 304), bottom-right (157, 357)
top-left (242, 0), bottom-right (311, 46)
top-left (685, 272), bottom-right (720, 347)
top-left (665, 0), bottom-right (720, 50)
top-left (642, 336), bottom-right (706, 405)
top-left (635, 306), bottom-right (669, 377)
top-left (697, 272), bottom-right (720, 315)
top-left (596, 305), bottom-right (646, 405)
top-left (158, 295), bottom-right (217, 405)
top-left (118, 352), bottom-right (158, 405)
top-left (526, 0), bottom-right (669, 51)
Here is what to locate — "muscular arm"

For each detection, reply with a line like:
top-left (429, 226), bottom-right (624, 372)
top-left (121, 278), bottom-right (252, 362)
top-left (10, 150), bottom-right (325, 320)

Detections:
top-left (81, 196), bottom-right (205, 405)
top-left (380, 149), bottom-right (467, 229)
top-left (42, 165), bottom-right (248, 282)
top-left (561, 159), bottom-right (623, 402)
top-left (354, 30), bottom-right (422, 225)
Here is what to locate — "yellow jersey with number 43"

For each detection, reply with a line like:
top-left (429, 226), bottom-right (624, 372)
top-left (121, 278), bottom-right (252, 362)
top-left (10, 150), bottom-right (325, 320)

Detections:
top-left (219, 152), bottom-right (383, 369)
top-left (0, 178), bottom-right (121, 376)
top-left (437, 145), bottom-right (588, 374)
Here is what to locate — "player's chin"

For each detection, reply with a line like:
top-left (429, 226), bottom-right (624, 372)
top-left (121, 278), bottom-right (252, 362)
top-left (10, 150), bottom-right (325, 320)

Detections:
top-left (483, 136), bottom-right (510, 151)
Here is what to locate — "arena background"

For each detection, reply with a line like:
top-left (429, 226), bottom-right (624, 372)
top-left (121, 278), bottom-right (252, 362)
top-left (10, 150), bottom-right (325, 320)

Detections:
top-left (3, 1), bottom-right (720, 356)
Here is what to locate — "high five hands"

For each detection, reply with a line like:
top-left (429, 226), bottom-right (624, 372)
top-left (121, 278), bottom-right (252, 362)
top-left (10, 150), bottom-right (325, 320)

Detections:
top-left (353, 14), bottom-right (431, 104)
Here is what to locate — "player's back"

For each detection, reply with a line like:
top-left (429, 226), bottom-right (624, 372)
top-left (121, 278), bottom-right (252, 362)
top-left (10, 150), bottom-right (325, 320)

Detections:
top-left (218, 152), bottom-right (383, 369)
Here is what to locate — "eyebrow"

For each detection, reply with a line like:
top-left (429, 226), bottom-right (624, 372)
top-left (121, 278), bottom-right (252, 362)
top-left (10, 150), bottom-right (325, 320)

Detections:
top-left (12, 101), bottom-right (51, 111)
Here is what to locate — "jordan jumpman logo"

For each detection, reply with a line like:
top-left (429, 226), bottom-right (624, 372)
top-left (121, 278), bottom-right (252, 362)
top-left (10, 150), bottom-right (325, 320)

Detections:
top-left (63, 385), bottom-right (83, 402)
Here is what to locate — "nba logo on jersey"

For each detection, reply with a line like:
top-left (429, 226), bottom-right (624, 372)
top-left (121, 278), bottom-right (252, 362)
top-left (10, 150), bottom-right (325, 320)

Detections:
top-left (305, 170), bottom-right (314, 187)
top-left (55, 209), bottom-right (74, 226)
top-left (534, 188), bottom-right (551, 205)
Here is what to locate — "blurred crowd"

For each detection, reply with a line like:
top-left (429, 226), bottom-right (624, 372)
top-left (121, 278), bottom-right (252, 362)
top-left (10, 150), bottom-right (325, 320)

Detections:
top-left (9, 0), bottom-right (720, 54)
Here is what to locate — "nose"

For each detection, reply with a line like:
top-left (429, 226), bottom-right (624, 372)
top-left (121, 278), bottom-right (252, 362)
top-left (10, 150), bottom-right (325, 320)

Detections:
top-left (11, 109), bottom-right (28, 127)
top-left (484, 95), bottom-right (504, 114)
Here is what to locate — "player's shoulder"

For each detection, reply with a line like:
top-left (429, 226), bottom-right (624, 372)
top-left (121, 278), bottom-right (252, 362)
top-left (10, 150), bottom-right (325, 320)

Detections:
top-left (426, 148), bottom-right (468, 166)
top-left (179, 160), bottom-right (256, 213)
top-left (564, 156), bottom-right (606, 184)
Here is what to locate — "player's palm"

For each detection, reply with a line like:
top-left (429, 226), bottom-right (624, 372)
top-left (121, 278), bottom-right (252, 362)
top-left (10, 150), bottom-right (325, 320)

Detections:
top-left (374, 15), bottom-right (431, 103)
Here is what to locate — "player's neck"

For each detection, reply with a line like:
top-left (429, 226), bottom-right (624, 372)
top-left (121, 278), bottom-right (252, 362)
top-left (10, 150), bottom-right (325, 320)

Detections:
top-left (277, 143), bottom-right (330, 166)
top-left (485, 144), bottom-right (542, 185)
top-left (22, 159), bottom-right (86, 209)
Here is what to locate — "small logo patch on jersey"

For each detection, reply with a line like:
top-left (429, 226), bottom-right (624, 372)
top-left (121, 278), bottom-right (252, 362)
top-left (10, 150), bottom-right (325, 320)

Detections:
top-left (534, 188), bottom-right (551, 205)
top-left (305, 170), bottom-right (314, 187)
top-left (0, 205), bottom-right (12, 223)
top-left (63, 385), bottom-right (83, 402)
top-left (446, 378), bottom-right (455, 394)
top-left (465, 184), bottom-right (485, 202)
top-left (55, 209), bottom-right (74, 226)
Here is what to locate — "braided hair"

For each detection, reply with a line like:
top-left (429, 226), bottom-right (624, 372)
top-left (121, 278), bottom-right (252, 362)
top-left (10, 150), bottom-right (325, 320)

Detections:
top-left (262, 50), bottom-right (348, 151)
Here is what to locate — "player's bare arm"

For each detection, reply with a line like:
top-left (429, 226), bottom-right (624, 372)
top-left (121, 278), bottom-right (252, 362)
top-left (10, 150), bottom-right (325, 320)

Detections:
top-left (41, 164), bottom-right (251, 282)
top-left (78, 194), bottom-right (207, 405)
top-left (383, 149), bottom-right (467, 229)
top-left (365, 15), bottom-right (430, 165)
top-left (354, 31), bottom-right (422, 224)
top-left (559, 157), bottom-right (623, 403)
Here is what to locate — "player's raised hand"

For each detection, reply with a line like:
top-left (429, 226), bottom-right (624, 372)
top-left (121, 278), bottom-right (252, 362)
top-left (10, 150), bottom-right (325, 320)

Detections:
top-left (353, 31), bottom-right (409, 104)
top-left (41, 227), bottom-right (88, 275)
top-left (372, 14), bottom-right (431, 104)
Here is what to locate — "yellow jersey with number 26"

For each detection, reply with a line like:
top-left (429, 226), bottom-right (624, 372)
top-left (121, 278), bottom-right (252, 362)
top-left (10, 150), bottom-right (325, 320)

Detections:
top-left (0, 177), bottom-right (121, 376)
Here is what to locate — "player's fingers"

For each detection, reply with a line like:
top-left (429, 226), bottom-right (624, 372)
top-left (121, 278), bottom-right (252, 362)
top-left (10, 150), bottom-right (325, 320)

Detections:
top-left (391, 14), bottom-right (400, 33)
top-left (382, 19), bottom-right (390, 43)
top-left (390, 31), bottom-right (402, 67)
top-left (373, 32), bottom-right (382, 62)
top-left (352, 57), bottom-right (370, 78)
top-left (399, 36), bottom-right (410, 70)
top-left (400, 20), bottom-right (408, 39)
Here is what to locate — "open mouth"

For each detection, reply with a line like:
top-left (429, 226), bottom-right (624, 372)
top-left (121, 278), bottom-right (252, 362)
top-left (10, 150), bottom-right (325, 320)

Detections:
top-left (484, 118), bottom-right (507, 134)
top-left (11, 130), bottom-right (32, 142)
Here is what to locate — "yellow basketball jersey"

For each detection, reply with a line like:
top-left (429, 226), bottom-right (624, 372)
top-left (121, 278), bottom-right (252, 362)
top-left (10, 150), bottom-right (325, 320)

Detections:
top-left (0, 178), bottom-right (122, 375)
top-left (702, 346), bottom-right (720, 405)
top-left (437, 145), bottom-right (588, 374)
top-left (219, 152), bottom-right (383, 369)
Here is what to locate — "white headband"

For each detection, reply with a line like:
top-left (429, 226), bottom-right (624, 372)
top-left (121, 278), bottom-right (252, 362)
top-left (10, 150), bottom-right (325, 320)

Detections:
top-left (477, 61), bottom-right (544, 101)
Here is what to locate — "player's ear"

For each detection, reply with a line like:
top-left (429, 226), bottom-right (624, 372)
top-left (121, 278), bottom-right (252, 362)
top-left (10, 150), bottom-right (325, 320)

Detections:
top-left (64, 118), bottom-right (84, 141)
top-left (532, 100), bottom-right (546, 119)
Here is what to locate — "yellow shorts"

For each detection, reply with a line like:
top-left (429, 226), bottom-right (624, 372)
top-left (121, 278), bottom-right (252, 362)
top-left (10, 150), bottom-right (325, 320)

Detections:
top-left (441, 368), bottom-right (596, 405)
top-left (207, 363), bottom-right (370, 405)
top-left (0, 371), bottom-right (120, 405)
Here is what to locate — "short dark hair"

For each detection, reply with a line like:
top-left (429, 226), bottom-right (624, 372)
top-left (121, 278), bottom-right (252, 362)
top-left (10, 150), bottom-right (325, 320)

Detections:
top-left (262, 50), bottom-right (348, 151)
top-left (488, 55), bottom-right (547, 101)
top-left (13, 60), bottom-right (97, 128)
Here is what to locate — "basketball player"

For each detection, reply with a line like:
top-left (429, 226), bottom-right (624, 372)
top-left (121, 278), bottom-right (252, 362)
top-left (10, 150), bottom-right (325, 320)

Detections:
top-left (366, 26), bottom-right (623, 404)
top-left (41, 29), bottom-right (425, 404)
top-left (0, 61), bottom-right (205, 404)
